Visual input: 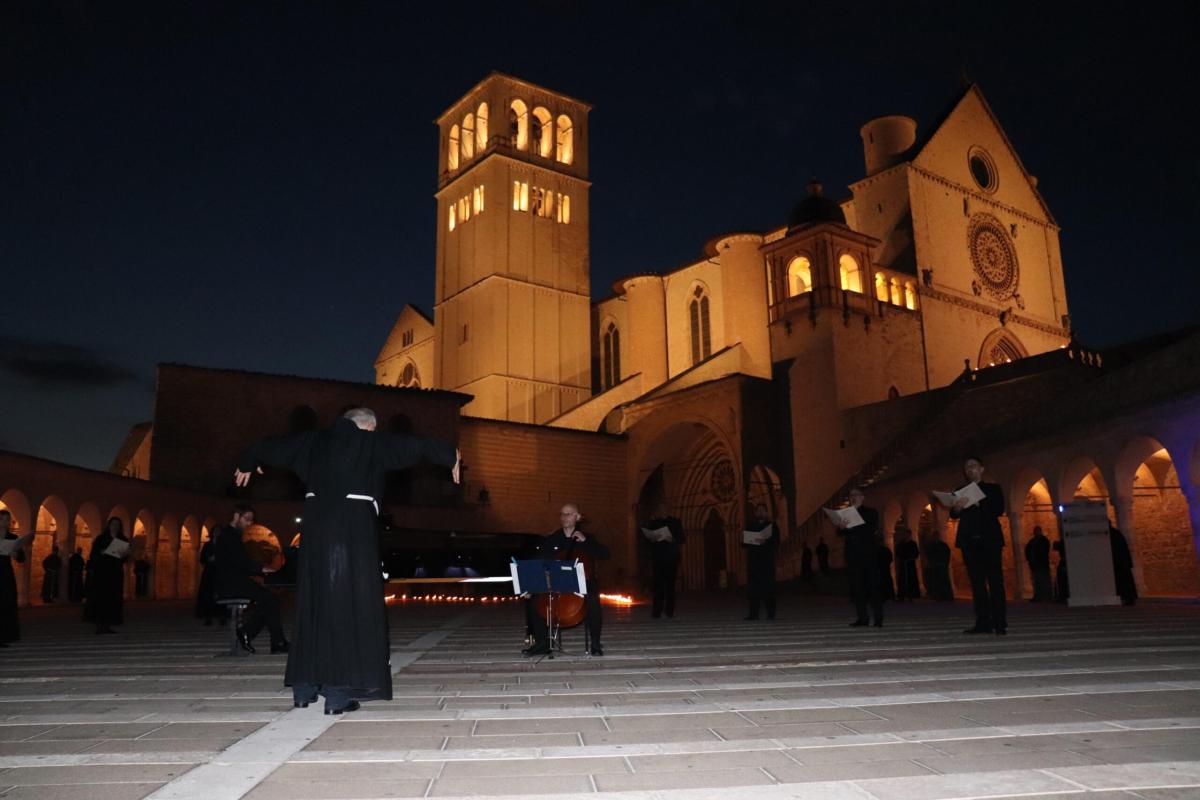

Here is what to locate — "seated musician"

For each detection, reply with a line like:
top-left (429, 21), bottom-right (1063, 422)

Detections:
top-left (522, 502), bottom-right (610, 657)
top-left (213, 504), bottom-right (288, 654)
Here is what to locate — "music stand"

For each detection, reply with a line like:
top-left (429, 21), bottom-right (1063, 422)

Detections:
top-left (511, 558), bottom-right (588, 662)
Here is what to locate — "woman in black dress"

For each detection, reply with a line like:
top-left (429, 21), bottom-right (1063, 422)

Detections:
top-left (83, 517), bottom-right (129, 634)
top-left (1, 509), bottom-right (30, 647)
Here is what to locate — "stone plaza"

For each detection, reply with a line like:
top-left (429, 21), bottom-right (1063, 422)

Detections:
top-left (1, 593), bottom-right (1199, 799)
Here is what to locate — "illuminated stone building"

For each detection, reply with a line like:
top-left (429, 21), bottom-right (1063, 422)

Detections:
top-left (374, 74), bottom-right (1200, 598)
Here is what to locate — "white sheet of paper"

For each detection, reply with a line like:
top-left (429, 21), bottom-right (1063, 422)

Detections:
top-left (956, 481), bottom-right (986, 508)
top-left (742, 524), bottom-right (772, 545)
top-left (641, 526), bottom-right (673, 543)
top-left (0, 536), bottom-right (28, 557)
top-left (103, 539), bottom-right (130, 559)
top-left (932, 490), bottom-right (958, 508)
top-left (823, 506), bottom-right (865, 528)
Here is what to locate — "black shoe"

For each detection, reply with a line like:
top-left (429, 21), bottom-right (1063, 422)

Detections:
top-left (522, 643), bottom-right (551, 656)
top-left (270, 641), bottom-right (290, 654)
top-left (873, 620), bottom-right (883, 627)
top-left (589, 645), bottom-right (604, 657)
top-left (963, 626), bottom-right (993, 634)
top-left (994, 628), bottom-right (1007, 636)
top-left (743, 615), bottom-right (759, 621)
top-left (849, 620), bottom-right (868, 627)
top-left (325, 700), bottom-right (360, 716)
top-left (236, 628), bottom-right (256, 653)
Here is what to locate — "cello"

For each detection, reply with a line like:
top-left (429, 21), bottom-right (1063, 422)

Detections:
top-left (534, 538), bottom-right (594, 649)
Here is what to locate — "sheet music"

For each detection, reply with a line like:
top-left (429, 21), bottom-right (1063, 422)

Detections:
top-left (933, 482), bottom-right (986, 509)
top-left (641, 525), bottom-right (673, 543)
top-left (103, 538), bottom-right (130, 559)
top-left (0, 536), bottom-right (27, 557)
top-left (823, 506), bottom-right (865, 528)
top-left (742, 524), bottom-right (772, 545)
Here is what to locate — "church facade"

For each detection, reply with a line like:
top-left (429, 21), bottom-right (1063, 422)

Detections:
top-left (374, 73), bottom-right (1092, 592)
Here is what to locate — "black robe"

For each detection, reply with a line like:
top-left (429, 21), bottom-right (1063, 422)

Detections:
top-left (239, 417), bottom-right (456, 702)
top-left (1, 534), bottom-right (23, 643)
top-left (41, 554), bottom-right (61, 602)
top-left (68, 552), bottom-right (85, 602)
top-left (194, 540), bottom-right (220, 619)
top-left (895, 540), bottom-right (920, 599)
top-left (1109, 526), bottom-right (1137, 605)
top-left (83, 532), bottom-right (127, 625)
top-left (742, 519), bottom-right (778, 592)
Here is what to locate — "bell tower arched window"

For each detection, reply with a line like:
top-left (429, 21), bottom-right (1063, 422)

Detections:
top-left (689, 286), bottom-right (712, 365)
top-left (786, 256), bottom-right (812, 297)
top-left (889, 277), bottom-right (902, 305)
top-left (461, 113), bottom-right (475, 160)
top-left (448, 125), bottom-right (460, 170)
top-left (555, 114), bottom-right (574, 164)
top-left (904, 281), bottom-right (917, 310)
top-left (874, 272), bottom-right (888, 301)
top-left (602, 322), bottom-right (621, 390)
top-left (509, 100), bottom-right (528, 150)
top-left (475, 102), bottom-right (488, 151)
top-left (531, 106), bottom-right (552, 157)
top-left (839, 254), bottom-right (862, 293)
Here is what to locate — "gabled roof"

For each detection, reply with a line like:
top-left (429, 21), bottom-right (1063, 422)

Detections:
top-left (909, 83), bottom-right (1057, 226)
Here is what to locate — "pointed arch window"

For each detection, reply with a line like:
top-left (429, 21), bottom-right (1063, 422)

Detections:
top-left (475, 102), bottom-right (489, 151)
top-left (689, 286), bottom-right (712, 365)
top-left (839, 254), bottom-right (862, 293)
top-left (602, 322), bottom-right (621, 389)
top-left (509, 100), bottom-right (529, 150)
top-left (786, 256), bottom-right (812, 297)
top-left (461, 113), bottom-right (475, 160)
top-left (531, 107), bottom-right (552, 157)
top-left (555, 114), bottom-right (574, 164)
top-left (448, 125), bottom-right (460, 170)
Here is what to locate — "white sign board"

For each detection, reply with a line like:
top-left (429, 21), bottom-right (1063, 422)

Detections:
top-left (1060, 501), bottom-right (1120, 607)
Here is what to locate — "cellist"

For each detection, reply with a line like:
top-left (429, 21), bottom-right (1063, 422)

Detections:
top-left (522, 503), bottom-right (610, 657)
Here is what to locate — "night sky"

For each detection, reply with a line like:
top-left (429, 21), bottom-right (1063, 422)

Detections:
top-left (2, 2), bottom-right (1195, 471)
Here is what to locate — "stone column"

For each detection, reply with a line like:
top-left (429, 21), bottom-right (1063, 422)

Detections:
top-left (1007, 511), bottom-right (1025, 600)
top-left (1181, 483), bottom-right (1200, 583)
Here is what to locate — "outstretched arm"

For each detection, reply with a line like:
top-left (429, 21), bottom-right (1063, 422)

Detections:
top-left (378, 433), bottom-right (459, 475)
top-left (234, 431), bottom-right (317, 486)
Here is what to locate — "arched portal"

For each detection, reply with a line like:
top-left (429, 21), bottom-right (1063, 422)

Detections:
top-left (31, 496), bottom-right (68, 605)
top-left (1117, 437), bottom-right (1197, 595)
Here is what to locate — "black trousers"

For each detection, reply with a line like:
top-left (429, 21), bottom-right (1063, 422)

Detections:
top-left (848, 563), bottom-right (883, 624)
top-left (651, 559), bottom-right (678, 618)
top-left (525, 593), bottom-right (602, 650)
top-left (963, 547), bottom-right (1006, 631)
top-left (234, 583), bottom-right (286, 645)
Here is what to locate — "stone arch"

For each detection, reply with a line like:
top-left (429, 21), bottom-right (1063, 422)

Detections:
top-left (508, 99), bottom-right (529, 150)
top-left (882, 498), bottom-right (905, 547)
top-left (1012, 469), bottom-right (1057, 600)
top-left (531, 106), bottom-right (552, 157)
top-left (1059, 455), bottom-right (1112, 506)
top-left (1116, 435), bottom-right (1197, 595)
top-left (555, 113), bottom-right (573, 164)
top-left (154, 513), bottom-right (180, 599)
top-left (633, 417), bottom-right (740, 591)
top-left (978, 328), bottom-right (1028, 368)
top-left (179, 515), bottom-right (201, 598)
top-left (31, 495), bottom-right (69, 604)
top-left (129, 509), bottom-right (155, 599)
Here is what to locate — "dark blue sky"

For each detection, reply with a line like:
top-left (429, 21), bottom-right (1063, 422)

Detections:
top-left (2, 2), bottom-right (1195, 470)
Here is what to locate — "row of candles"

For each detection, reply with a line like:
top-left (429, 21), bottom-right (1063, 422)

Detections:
top-left (384, 593), bottom-right (636, 605)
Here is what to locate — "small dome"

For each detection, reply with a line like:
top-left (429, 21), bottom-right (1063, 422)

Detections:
top-left (788, 178), bottom-right (846, 231)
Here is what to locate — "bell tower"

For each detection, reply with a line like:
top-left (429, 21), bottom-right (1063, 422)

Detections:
top-left (433, 73), bottom-right (592, 423)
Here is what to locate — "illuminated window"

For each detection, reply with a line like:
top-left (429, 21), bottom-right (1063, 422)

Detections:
top-left (904, 281), bottom-right (917, 310)
top-left (560, 193), bottom-right (570, 224)
top-left (874, 272), bottom-right (888, 301)
top-left (786, 256), bottom-right (811, 297)
top-left (689, 286), bottom-right (712, 365)
top-left (531, 107), bottom-right (552, 157)
top-left (472, 186), bottom-right (482, 214)
top-left (531, 187), bottom-right (543, 217)
top-left (889, 277), bottom-right (901, 305)
top-left (458, 196), bottom-right (469, 222)
top-left (509, 100), bottom-right (528, 150)
top-left (460, 323), bottom-right (470, 344)
top-left (602, 322), bottom-right (621, 389)
top-left (400, 361), bottom-right (420, 388)
top-left (512, 181), bottom-right (528, 211)
top-left (448, 125), bottom-right (460, 170)
top-left (838, 254), bottom-right (862, 293)
top-left (448, 205), bottom-right (456, 231)
top-left (462, 113), bottom-right (475, 160)
top-left (475, 102), bottom-right (488, 151)
top-left (555, 115), bottom-right (574, 164)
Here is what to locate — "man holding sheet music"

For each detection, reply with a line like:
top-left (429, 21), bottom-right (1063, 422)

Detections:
top-left (742, 503), bottom-right (779, 620)
top-left (942, 457), bottom-right (1008, 635)
top-left (828, 488), bottom-right (884, 627)
top-left (1, 509), bottom-right (33, 647)
top-left (641, 505), bottom-right (684, 619)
